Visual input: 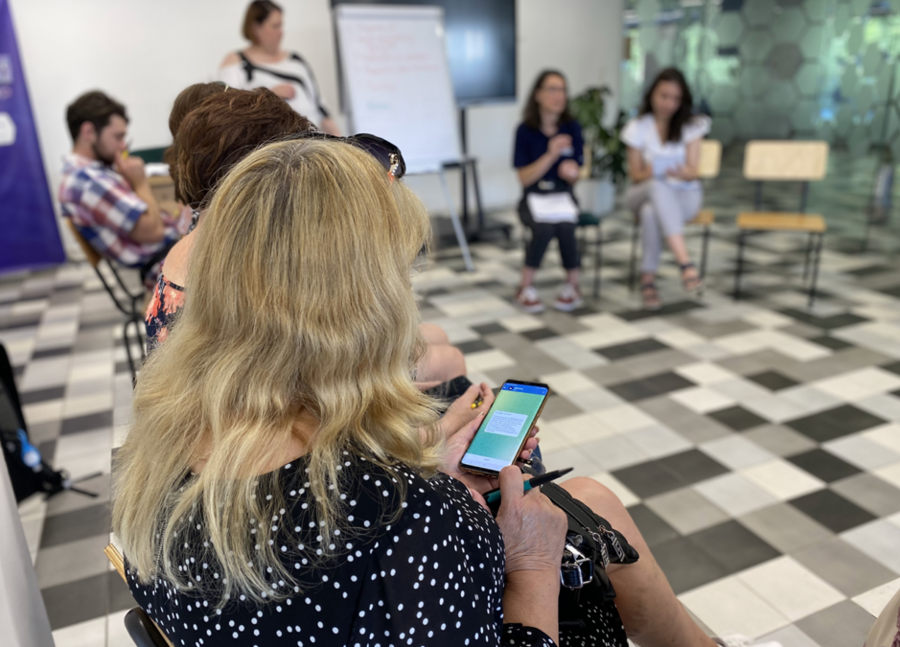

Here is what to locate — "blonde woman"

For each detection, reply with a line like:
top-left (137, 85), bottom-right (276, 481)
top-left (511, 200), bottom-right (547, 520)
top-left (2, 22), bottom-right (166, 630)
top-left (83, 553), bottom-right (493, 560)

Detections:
top-left (114, 139), bottom-right (740, 647)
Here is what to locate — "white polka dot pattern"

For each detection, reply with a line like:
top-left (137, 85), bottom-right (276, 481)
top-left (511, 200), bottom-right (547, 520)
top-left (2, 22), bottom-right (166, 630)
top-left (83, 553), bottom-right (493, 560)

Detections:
top-left (125, 455), bottom-right (625, 646)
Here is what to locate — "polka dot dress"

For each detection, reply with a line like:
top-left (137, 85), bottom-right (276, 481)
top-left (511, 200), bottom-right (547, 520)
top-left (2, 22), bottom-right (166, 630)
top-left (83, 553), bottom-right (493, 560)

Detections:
top-left (126, 454), bottom-right (626, 646)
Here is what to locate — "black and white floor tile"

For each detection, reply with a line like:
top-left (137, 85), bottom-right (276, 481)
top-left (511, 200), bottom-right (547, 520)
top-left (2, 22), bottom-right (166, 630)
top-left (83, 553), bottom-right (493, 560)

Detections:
top-left (6, 157), bottom-right (900, 645)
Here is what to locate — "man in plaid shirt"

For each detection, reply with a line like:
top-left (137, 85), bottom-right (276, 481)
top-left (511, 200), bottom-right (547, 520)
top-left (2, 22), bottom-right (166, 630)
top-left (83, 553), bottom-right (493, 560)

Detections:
top-left (59, 91), bottom-right (179, 289)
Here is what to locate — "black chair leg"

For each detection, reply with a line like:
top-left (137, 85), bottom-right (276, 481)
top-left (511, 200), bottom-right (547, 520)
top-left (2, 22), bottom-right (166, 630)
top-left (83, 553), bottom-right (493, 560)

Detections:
top-left (628, 218), bottom-right (639, 292)
top-left (699, 225), bottom-right (710, 299)
top-left (808, 233), bottom-right (824, 310)
top-left (734, 230), bottom-right (746, 301)
top-left (123, 320), bottom-right (138, 383)
top-left (802, 233), bottom-right (814, 283)
top-left (593, 221), bottom-right (602, 299)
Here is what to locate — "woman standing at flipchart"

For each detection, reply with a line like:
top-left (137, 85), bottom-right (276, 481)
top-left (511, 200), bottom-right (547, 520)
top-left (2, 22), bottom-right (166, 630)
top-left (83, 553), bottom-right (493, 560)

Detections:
top-left (513, 70), bottom-right (585, 314)
top-left (219, 1), bottom-right (341, 135)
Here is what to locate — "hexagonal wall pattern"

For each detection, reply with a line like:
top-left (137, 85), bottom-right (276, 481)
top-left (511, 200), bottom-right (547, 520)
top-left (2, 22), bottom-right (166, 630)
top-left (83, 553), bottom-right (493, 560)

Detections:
top-left (636, 0), bottom-right (659, 22)
top-left (857, 85), bottom-right (876, 113)
top-left (791, 99), bottom-right (818, 130)
top-left (768, 43), bottom-right (804, 80)
top-left (841, 65), bottom-right (859, 97)
top-left (622, 0), bottom-right (899, 154)
top-left (852, 0), bottom-right (872, 15)
top-left (862, 44), bottom-right (882, 77)
top-left (847, 22), bottom-right (864, 53)
top-left (772, 7), bottom-right (806, 42)
top-left (800, 26), bottom-right (825, 58)
top-left (715, 12), bottom-right (743, 47)
top-left (741, 30), bottom-right (774, 64)
top-left (743, 0), bottom-right (776, 28)
top-left (739, 65), bottom-right (770, 97)
top-left (795, 63), bottom-right (820, 96)
top-left (834, 4), bottom-right (852, 32)
top-left (709, 84), bottom-right (739, 113)
top-left (803, 1), bottom-right (829, 22)
top-left (764, 80), bottom-right (798, 109)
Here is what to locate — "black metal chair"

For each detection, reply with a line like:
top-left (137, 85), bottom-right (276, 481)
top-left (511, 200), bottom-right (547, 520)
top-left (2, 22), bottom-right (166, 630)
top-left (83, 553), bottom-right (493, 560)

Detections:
top-left (65, 220), bottom-right (145, 381)
top-left (124, 608), bottom-right (171, 647)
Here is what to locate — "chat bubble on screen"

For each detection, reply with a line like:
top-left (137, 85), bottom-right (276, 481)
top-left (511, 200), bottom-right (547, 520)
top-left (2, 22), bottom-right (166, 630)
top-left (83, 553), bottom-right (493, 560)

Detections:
top-left (483, 410), bottom-right (528, 437)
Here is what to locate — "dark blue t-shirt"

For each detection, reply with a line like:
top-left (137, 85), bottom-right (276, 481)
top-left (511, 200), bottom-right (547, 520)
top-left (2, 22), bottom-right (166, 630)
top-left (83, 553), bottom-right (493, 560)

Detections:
top-left (513, 120), bottom-right (584, 193)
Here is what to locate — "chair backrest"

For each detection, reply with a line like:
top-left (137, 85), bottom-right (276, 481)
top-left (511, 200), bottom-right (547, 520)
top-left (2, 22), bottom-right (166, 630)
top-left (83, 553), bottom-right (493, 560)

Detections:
top-left (106, 544), bottom-right (175, 647)
top-left (64, 219), bottom-right (102, 268)
top-left (743, 140), bottom-right (829, 181)
top-left (697, 139), bottom-right (721, 179)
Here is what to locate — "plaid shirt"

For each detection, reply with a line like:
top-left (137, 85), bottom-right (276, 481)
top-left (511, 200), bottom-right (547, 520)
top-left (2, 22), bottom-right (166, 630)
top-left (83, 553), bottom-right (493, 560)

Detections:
top-left (59, 154), bottom-right (179, 271)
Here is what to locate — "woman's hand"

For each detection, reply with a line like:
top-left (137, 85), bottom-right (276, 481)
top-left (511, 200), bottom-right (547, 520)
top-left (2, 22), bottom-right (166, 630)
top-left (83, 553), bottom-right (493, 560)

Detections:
top-left (547, 133), bottom-right (573, 158)
top-left (495, 466), bottom-right (568, 575)
top-left (666, 165), bottom-right (696, 181)
top-left (271, 83), bottom-right (296, 100)
top-left (441, 407), bottom-right (540, 496)
top-left (558, 159), bottom-right (580, 183)
top-left (437, 383), bottom-right (494, 440)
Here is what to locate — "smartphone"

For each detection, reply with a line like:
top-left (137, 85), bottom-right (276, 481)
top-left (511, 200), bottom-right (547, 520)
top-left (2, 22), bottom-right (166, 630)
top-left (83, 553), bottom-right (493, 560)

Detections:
top-left (459, 380), bottom-right (551, 478)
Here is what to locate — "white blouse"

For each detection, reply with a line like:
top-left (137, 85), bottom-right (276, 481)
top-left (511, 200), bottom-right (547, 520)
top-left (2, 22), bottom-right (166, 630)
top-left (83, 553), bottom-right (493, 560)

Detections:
top-left (621, 113), bottom-right (711, 189)
top-left (219, 51), bottom-right (329, 128)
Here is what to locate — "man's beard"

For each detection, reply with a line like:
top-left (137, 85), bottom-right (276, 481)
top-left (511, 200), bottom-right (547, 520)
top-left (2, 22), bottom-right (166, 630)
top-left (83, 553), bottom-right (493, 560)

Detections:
top-left (92, 142), bottom-right (116, 166)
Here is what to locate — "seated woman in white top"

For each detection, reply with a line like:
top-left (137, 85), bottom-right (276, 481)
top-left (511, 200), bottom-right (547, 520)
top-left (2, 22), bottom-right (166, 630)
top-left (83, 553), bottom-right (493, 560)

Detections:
top-left (621, 68), bottom-right (710, 310)
top-left (219, 0), bottom-right (340, 135)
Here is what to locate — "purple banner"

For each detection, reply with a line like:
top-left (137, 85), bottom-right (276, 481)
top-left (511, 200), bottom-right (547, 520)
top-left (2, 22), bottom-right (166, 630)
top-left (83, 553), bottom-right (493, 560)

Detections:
top-left (0, 0), bottom-right (64, 273)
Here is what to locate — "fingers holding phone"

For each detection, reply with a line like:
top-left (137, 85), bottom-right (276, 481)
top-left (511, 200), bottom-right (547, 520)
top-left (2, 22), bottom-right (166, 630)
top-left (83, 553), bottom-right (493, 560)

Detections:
top-left (459, 381), bottom-right (550, 479)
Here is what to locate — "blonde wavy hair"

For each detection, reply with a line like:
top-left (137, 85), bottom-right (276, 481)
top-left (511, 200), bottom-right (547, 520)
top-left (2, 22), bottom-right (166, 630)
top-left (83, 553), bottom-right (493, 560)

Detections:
top-left (112, 139), bottom-right (442, 604)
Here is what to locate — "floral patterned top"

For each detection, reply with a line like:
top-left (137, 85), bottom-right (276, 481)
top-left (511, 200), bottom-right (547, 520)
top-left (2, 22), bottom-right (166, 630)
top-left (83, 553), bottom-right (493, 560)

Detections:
top-left (145, 272), bottom-right (186, 354)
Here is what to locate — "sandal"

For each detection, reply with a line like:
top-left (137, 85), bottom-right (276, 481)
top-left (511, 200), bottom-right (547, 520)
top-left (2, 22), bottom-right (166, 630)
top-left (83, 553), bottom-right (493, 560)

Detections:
top-left (680, 262), bottom-right (703, 293)
top-left (641, 282), bottom-right (662, 311)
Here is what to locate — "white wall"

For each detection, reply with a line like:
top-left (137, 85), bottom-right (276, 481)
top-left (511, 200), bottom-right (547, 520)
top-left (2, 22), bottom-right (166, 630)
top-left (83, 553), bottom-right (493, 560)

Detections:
top-left (9, 0), bottom-right (622, 252)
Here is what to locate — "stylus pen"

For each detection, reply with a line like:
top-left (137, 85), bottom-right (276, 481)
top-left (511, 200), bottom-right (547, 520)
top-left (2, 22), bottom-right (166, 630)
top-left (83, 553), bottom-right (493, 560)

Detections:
top-left (483, 467), bottom-right (573, 505)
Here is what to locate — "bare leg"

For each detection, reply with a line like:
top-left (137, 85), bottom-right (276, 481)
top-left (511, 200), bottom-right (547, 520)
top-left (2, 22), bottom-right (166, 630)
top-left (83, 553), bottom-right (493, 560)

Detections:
top-left (520, 266), bottom-right (538, 288)
top-left (665, 233), bottom-right (691, 267)
top-left (419, 323), bottom-right (451, 347)
top-left (560, 477), bottom-right (717, 647)
top-left (566, 268), bottom-right (580, 287)
top-left (415, 343), bottom-right (466, 389)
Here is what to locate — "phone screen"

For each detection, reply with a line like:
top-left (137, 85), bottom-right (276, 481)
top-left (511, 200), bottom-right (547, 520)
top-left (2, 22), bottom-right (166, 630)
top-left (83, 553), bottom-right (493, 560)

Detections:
top-left (460, 382), bottom-right (549, 474)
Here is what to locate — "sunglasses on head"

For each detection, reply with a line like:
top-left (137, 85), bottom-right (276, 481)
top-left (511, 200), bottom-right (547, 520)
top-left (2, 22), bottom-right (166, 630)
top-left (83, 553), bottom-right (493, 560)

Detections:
top-left (283, 131), bottom-right (406, 181)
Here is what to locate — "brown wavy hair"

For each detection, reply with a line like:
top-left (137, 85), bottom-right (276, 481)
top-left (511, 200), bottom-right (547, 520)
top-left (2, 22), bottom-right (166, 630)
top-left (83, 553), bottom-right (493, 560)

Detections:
top-left (523, 70), bottom-right (573, 130)
top-left (163, 82), bottom-right (229, 167)
top-left (171, 87), bottom-right (313, 208)
top-left (640, 67), bottom-right (694, 143)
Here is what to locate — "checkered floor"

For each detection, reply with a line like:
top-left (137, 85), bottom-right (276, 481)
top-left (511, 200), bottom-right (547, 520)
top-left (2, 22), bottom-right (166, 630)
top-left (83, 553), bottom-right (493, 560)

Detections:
top-left (6, 154), bottom-right (900, 646)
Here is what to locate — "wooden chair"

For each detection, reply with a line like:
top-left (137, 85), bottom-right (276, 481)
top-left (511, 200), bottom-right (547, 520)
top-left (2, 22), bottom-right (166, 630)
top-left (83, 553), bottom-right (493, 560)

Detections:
top-left (105, 544), bottom-right (174, 647)
top-left (628, 139), bottom-right (722, 294)
top-left (65, 220), bottom-right (145, 380)
top-left (733, 140), bottom-right (829, 309)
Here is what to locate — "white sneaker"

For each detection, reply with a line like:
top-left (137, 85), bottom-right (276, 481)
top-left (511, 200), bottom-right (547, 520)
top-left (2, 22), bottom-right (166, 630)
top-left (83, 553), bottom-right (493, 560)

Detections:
top-left (714, 635), bottom-right (782, 647)
top-left (516, 285), bottom-right (545, 314)
top-left (553, 283), bottom-right (583, 312)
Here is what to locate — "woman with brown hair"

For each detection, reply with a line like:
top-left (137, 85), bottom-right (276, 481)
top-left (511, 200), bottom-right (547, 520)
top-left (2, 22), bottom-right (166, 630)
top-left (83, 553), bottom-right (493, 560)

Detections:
top-left (219, 0), bottom-right (340, 135)
top-left (513, 70), bottom-right (585, 314)
top-left (147, 87), bottom-right (478, 425)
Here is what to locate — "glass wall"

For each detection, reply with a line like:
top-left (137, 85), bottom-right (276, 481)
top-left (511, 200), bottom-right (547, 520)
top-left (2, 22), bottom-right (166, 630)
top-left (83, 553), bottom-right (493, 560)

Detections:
top-left (621, 0), bottom-right (900, 250)
top-left (623, 0), bottom-right (900, 151)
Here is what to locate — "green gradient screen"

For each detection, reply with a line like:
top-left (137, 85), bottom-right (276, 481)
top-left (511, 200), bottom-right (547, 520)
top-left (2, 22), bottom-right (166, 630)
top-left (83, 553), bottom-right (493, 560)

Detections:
top-left (462, 382), bottom-right (548, 473)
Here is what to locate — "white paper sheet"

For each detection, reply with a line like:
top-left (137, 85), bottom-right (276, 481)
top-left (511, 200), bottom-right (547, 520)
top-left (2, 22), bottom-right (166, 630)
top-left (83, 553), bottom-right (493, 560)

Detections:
top-left (526, 192), bottom-right (579, 224)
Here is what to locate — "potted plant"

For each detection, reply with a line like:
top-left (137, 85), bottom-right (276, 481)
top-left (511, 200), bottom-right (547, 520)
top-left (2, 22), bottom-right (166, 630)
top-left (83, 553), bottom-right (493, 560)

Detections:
top-left (570, 86), bottom-right (627, 214)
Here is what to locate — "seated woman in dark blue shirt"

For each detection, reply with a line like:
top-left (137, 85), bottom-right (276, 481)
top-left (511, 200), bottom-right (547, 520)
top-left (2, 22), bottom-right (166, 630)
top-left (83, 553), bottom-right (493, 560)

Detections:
top-left (513, 70), bottom-right (585, 313)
